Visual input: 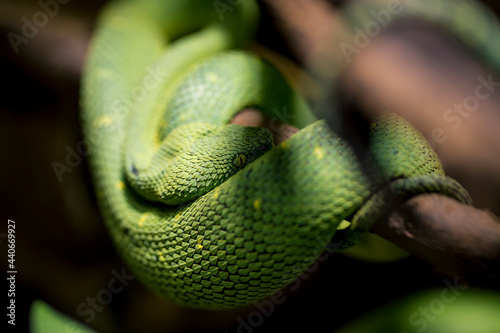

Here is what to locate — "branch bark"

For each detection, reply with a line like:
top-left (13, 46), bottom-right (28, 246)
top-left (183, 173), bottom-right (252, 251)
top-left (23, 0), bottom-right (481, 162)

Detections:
top-left (373, 194), bottom-right (500, 287)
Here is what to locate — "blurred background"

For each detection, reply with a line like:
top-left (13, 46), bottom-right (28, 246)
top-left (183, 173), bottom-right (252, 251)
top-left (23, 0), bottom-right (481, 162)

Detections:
top-left (1, 0), bottom-right (499, 332)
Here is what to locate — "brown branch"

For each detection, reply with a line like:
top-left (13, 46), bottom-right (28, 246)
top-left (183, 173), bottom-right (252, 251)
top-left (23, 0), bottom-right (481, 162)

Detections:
top-left (374, 194), bottom-right (500, 286)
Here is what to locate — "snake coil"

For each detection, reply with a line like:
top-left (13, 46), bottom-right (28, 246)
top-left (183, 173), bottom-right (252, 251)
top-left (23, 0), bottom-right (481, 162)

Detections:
top-left (81, 0), bottom-right (488, 309)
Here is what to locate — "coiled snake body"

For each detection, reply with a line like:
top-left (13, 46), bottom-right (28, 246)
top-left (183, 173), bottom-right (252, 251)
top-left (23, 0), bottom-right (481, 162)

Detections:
top-left (81, 0), bottom-right (487, 309)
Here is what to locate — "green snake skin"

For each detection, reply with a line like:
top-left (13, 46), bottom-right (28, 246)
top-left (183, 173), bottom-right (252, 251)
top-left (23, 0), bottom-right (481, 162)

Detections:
top-left (81, 0), bottom-right (478, 309)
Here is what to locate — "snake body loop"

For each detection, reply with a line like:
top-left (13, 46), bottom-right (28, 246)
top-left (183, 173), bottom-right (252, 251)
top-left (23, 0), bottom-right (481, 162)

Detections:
top-left (81, 0), bottom-right (482, 308)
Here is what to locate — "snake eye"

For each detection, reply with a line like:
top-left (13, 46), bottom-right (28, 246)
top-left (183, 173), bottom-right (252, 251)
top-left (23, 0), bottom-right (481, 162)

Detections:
top-left (233, 153), bottom-right (247, 168)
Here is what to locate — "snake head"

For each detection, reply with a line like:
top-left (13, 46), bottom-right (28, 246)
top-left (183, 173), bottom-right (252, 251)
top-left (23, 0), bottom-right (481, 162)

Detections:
top-left (181, 123), bottom-right (273, 195)
top-left (222, 123), bottom-right (274, 167)
top-left (130, 124), bottom-right (274, 206)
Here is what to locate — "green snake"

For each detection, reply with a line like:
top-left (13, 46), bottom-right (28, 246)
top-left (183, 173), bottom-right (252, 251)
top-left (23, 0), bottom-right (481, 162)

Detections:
top-left (80, 0), bottom-right (495, 309)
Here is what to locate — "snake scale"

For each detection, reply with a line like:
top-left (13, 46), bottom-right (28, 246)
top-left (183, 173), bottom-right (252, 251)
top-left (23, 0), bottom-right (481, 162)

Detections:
top-left (80, 0), bottom-right (497, 309)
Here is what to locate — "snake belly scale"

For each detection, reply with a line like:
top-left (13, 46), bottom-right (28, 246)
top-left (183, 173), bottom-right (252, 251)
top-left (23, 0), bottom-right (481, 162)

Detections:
top-left (82, 0), bottom-right (473, 309)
